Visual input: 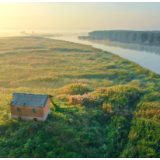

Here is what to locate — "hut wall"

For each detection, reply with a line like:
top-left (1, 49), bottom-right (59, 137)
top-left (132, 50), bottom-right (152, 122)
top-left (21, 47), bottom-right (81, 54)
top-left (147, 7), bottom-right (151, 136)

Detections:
top-left (10, 105), bottom-right (44, 117)
top-left (43, 97), bottom-right (51, 115)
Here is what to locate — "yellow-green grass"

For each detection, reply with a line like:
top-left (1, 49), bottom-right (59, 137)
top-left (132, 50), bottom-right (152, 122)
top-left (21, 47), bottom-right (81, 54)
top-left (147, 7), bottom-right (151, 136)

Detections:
top-left (0, 36), bottom-right (160, 158)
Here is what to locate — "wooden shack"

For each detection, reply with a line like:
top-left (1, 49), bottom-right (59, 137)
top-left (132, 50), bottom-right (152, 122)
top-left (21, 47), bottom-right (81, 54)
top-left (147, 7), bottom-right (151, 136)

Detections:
top-left (10, 93), bottom-right (53, 122)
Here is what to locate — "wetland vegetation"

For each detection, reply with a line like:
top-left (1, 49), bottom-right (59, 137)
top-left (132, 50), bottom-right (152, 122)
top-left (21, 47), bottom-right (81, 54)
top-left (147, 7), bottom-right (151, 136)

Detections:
top-left (0, 36), bottom-right (160, 158)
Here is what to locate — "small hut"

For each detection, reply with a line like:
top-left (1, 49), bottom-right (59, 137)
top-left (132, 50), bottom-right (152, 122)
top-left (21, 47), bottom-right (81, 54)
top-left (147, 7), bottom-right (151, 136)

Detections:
top-left (10, 93), bottom-right (53, 122)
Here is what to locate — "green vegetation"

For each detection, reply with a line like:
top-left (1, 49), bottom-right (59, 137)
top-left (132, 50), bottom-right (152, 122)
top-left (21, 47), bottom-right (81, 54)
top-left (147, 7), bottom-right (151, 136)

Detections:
top-left (0, 36), bottom-right (160, 158)
top-left (79, 30), bottom-right (160, 45)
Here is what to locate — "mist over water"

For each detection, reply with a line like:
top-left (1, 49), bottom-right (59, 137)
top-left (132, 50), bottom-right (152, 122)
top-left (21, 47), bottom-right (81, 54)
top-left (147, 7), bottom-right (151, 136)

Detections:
top-left (0, 28), bottom-right (94, 37)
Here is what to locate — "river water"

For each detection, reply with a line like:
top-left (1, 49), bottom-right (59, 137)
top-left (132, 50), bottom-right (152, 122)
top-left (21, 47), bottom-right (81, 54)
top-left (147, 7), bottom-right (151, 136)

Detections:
top-left (1, 29), bottom-right (160, 74)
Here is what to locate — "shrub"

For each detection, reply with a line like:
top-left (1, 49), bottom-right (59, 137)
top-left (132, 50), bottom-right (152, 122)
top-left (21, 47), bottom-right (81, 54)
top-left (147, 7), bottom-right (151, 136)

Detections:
top-left (59, 83), bottom-right (91, 95)
top-left (54, 94), bottom-right (69, 102)
top-left (141, 92), bottom-right (160, 103)
top-left (135, 68), bottom-right (150, 75)
top-left (69, 93), bottom-right (103, 108)
top-left (129, 79), bottom-right (142, 87)
top-left (106, 63), bottom-right (117, 69)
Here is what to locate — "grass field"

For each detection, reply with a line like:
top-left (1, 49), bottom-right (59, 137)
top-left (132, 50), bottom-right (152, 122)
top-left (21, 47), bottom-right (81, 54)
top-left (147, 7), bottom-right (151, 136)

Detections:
top-left (0, 36), bottom-right (160, 158)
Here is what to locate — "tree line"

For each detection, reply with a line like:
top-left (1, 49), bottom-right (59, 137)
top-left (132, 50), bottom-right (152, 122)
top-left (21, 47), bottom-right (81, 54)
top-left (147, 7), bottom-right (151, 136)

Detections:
top-left (79, 30), bottom-right (160, 45)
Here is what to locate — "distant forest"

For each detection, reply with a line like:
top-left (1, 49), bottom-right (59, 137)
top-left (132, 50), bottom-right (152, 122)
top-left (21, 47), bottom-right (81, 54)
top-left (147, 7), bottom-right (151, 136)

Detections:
top-left (79, 30), bottom-right (160, 45)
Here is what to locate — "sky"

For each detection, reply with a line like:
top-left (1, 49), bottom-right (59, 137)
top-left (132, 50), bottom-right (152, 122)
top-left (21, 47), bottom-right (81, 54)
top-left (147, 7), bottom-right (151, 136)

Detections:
top-left (0, 2), bottom-right (160, 30)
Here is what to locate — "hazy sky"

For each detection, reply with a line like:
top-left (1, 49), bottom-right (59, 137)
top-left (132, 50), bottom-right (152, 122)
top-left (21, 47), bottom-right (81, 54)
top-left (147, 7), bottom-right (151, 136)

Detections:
top-left (0, 2), bottom-right (160, 30)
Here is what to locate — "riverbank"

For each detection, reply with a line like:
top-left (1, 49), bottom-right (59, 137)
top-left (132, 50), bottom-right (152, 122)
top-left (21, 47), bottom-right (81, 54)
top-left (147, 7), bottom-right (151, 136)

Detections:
top-left (49, 35), bottom-right (160, 74)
